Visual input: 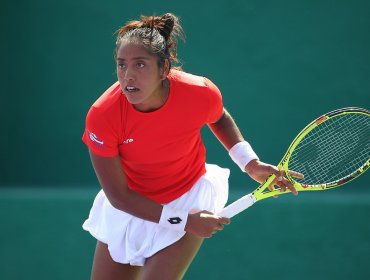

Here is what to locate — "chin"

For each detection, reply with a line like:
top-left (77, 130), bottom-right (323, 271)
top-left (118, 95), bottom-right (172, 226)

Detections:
top-left (123, 92), bottom-right (141, 104)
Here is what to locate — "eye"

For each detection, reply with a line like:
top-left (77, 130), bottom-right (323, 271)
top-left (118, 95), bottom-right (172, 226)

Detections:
top-left (136, 62), bottom-right (145, 68)
top-left (117, 63), bottom-right (126, 70)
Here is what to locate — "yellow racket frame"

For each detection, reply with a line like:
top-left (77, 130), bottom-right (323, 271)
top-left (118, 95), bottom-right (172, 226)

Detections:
top-left (253, 107), bottom-right (370, 201)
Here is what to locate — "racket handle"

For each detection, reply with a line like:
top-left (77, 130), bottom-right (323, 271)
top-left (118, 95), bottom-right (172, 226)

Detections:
top-left (218, 194), bottom-right (256, 218)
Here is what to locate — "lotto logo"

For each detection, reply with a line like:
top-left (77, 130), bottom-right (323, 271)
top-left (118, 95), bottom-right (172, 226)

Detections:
top-left (168, 217), bottom-right (182, 224)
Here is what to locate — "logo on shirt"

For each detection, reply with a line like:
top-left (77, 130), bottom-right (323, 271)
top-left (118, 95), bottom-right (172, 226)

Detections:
top-left (89, 131), bottom-right (104, 147)
top-left (122, 138), bottom-right (134, 144)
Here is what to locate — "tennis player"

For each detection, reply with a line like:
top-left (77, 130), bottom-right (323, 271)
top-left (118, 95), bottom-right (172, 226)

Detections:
top-left (82, 13), bottom-right (298, 280)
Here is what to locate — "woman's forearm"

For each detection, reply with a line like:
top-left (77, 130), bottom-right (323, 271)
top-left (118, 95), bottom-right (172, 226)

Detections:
top-left (208, 108), bottom-right (245, 150)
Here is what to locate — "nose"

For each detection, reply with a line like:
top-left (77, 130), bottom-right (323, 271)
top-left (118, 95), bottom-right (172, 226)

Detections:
top-left (124, 67), bottom-right (135, 82)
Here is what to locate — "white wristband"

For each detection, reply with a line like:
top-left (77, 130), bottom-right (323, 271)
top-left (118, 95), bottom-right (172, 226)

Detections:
top-left (159, 205), bottom-right (188, 232)
top-left (229, 141), bottom-right (259, 172)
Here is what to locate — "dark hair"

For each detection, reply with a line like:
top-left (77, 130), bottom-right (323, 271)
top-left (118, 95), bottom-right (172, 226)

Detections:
top-left (115, 13), bottom-right (184, 69)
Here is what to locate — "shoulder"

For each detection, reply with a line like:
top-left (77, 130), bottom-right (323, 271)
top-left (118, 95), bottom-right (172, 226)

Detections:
top-left (168, 70), bottom-right (223, 123)
top-left (85, 81), bottom-right (123, 126)
top-left (92, 81), bottom-right (122, 111)
top-left (168, 69), bottom-right (218, 92)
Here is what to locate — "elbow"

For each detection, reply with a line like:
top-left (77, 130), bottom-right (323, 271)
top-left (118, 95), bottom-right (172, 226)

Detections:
top-left (104, 189), bottom-right (132, 212)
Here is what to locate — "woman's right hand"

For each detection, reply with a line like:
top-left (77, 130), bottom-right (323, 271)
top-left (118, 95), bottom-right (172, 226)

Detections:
top-left (185, 211), bottom-right (230, 238)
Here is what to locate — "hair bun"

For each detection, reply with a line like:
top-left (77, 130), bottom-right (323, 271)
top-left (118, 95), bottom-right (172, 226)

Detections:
top-left (116, 13), bottom-right (184, 68)
top-left (157, 13), bottom-right (176, 41)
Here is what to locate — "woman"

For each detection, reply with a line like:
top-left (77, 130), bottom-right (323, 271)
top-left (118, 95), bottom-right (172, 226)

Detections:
top-left (82, 13), bottom-right (301, 280)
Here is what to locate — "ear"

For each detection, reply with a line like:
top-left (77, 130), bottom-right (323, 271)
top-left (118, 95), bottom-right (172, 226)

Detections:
top-left (160, 59), bottom-right (170, 80)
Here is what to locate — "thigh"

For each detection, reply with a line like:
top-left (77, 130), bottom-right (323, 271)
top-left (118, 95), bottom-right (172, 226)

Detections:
top-left (141, 233), bottom-right (204, 280)
top-left (91, 241), bottom-right (142, 280)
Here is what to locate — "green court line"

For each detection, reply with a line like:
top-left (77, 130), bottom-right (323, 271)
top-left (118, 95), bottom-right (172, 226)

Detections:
top-left (0, 187), bottom-right (369, 204)
top-left (0, 187), bottom-right (98, 200)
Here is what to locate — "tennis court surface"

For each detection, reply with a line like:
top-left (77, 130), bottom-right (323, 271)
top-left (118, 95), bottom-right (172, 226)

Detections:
top-left (1, 187), bottom-right (369, 280)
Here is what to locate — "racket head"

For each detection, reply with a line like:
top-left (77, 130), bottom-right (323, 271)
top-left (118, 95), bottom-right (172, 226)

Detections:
top-left (255, 107), bottom-right (370, 200)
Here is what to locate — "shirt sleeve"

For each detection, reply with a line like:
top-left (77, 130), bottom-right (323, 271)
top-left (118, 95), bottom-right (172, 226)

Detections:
top-left (82, 106), bottom-right (119, 157)
top-left (204, 77), bottom-right (224, 123)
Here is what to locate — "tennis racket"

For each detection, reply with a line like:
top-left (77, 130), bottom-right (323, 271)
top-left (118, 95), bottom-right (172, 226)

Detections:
top-left (219, 107), bottom-right (370, 218)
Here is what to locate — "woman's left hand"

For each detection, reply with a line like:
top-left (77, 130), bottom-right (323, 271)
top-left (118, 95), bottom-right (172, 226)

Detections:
top-left (244, 159), bottom-right (304, 196)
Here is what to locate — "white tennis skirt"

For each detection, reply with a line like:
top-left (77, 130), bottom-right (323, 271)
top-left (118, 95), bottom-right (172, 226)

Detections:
top-left (82, 164), bottom-right (230, 266)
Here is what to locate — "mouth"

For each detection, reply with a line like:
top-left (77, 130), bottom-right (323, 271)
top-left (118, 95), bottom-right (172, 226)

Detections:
top-left (124, 85), bottom-right (140, 93)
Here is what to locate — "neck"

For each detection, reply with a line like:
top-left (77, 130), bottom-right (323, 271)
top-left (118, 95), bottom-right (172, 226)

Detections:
top-left (134, 79), bottom-right (170, 112)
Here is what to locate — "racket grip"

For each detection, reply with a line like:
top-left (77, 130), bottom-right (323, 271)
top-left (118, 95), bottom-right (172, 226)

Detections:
top-left (218, 194), bottom-right (256, 218)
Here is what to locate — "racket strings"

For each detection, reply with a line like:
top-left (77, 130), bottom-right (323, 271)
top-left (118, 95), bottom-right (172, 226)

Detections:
top-left (289, 113), bottom-right (370, 185)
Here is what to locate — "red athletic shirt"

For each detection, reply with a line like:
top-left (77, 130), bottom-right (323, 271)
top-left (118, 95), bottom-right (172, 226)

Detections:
top-left (82, 70), bottom-right (224, 204)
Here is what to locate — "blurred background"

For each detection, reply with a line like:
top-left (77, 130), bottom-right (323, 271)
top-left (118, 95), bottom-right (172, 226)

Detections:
top-left (1, 0), bottom-right (369, 279)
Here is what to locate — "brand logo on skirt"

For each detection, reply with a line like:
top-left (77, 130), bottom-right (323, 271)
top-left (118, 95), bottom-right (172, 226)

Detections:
top-left (168, 217), bottom-right (182, 224)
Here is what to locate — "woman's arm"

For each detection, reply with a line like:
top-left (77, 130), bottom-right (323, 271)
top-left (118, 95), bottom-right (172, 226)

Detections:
top-left (208, 109), bottom-right (300, 194)
top-left (207, 109), bottom-right (244, 150)
top-left (89, 150), bottom-right (162, 222)
top-left (88, 150), bottom-right (230, 237)
top-left (208, 108), bottom-right (263, 176)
